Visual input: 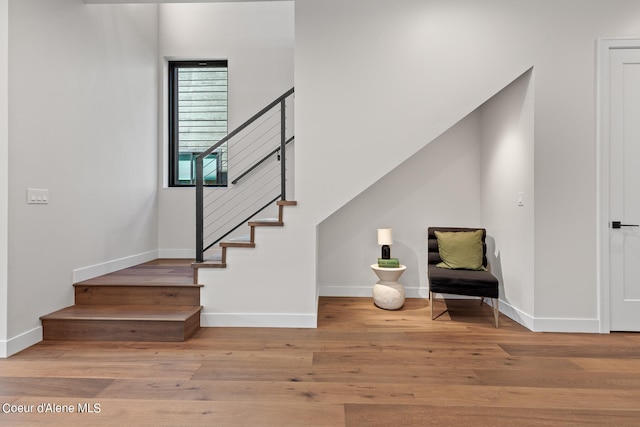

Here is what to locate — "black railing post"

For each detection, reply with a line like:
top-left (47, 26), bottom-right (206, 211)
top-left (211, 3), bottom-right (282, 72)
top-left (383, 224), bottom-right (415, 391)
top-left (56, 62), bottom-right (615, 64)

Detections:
top-left (195, 157), bottom-right (204, 262)
top-left (280, 98), bottom-right (287, 201)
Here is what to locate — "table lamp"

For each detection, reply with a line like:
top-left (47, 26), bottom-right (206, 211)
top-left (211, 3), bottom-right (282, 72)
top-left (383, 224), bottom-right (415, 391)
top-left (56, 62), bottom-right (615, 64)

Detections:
top-left (377, 228), bottom-right (393, 259)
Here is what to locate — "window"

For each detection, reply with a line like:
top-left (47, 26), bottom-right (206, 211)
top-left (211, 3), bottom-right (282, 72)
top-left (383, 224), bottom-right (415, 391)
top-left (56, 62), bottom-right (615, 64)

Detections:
top-left (168, 60), bottom-right (228, 186)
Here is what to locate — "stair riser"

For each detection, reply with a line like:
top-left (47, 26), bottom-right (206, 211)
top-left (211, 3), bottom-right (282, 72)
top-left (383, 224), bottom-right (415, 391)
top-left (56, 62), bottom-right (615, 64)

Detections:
top-left (41, 315), bottom-right (200, 342)
top-left (75, 286), bottom-right (200, 306)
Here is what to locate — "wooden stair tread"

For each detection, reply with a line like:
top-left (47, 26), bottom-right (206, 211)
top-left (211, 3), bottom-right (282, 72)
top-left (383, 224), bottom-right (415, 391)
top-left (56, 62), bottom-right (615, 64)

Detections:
top-left (220, 241), bottom-right (255, 248)
top-left (192, 261), bottom-right (226, 269)
top-left (40, 304), bottom-right (202, 322)
top-left (249, 220), bottom-right (284, 227)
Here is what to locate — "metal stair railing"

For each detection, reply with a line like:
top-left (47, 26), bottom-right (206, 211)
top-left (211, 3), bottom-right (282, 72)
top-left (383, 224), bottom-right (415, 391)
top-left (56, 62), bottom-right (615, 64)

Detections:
top-left (195, 88), bottom-right (294, 263)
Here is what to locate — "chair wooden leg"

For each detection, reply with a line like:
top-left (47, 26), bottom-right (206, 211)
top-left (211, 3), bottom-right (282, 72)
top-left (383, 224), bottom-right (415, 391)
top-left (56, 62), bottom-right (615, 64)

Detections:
top-left (492, 298), bottom-right (499, 328)
top-left (430, 291), bottom-right (434, 320)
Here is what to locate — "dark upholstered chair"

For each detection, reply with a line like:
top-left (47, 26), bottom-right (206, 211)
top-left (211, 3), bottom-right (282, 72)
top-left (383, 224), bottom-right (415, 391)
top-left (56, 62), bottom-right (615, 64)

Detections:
top-left (427, 227), bottom-right (499, 327)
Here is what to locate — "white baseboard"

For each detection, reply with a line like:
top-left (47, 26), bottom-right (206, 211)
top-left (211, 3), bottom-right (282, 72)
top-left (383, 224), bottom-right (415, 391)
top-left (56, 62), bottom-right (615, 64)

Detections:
top-left (319, 287), bottom-right (601, 333)
top-left (72, 250), bottom-right (159, 283)
top-left (532, 316), bottom-right (601, 333)
top-left (484, 298), bottom-right (534, 331)
top-left (158, 249), bottom-right (194, 259)
top-left (201, 312), bottom-right (317, 328)
top-left (319, 285), bottom-right (372, 298)
top-left (319, 285), bottom-right (429, 299)
top-left (1, 326), bottom-right (42, 358)
top-left (488, 298), bottom-right (599, 332)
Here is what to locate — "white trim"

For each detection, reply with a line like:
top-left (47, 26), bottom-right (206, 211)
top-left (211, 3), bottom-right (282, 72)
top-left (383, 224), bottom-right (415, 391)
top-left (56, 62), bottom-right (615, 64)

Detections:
top-left (533, 317), bottom-right (601, 334)
top-left (85, 0), bottom-right (273, 3)
top-left (596, 38), bottom-right (640, 334)
top-left (319, 285), bottom-right (372, 298)
top-left (319, 285), bottom-right (429, 299)
top-left (158, 248), bottom-right (194, 259)
top-left (72, 250), bottom-right (159, 283)
top-left (1, 326), bottom-right (42, 358)
top-left (0, 0), bottom-right (8, 358)
top-left (201, 312), bottom-right (317, 328)
top-left (488, 298), bottom-right (535, 331)
top-left (458, 297), bottom-right (598, 332)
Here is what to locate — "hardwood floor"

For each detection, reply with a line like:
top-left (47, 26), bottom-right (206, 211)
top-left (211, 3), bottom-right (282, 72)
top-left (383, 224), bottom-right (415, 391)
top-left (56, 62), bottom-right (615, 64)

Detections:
top-left (2, 268), bottom-right (640, 425)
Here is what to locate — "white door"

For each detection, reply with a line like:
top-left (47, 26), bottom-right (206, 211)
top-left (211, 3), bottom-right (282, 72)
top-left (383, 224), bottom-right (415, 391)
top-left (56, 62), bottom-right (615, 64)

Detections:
top-left (609, 47), bottom-right (640, 331)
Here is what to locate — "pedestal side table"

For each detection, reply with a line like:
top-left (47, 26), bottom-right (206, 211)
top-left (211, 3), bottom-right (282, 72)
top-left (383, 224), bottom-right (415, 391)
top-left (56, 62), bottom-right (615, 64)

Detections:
top-left (370, 264), bottom-right (406, 310)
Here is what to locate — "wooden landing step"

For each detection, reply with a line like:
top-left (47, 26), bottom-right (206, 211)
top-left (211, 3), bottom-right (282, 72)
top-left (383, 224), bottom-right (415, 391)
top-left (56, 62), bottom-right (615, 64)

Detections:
top-left (40, 304), bottom-right (201, 342)
top-left (74, 282), bottom-right (203, 306)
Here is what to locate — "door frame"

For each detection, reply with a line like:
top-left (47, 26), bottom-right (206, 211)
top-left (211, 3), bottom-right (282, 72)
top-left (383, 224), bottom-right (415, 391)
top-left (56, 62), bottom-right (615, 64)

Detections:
top-left (597, 38), bottom-right (640, 333)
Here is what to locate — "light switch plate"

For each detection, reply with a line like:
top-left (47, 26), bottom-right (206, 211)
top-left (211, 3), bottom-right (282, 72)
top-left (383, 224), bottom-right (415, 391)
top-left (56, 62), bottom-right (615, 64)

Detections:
top-left (27, 188), bottom-right (49, 204)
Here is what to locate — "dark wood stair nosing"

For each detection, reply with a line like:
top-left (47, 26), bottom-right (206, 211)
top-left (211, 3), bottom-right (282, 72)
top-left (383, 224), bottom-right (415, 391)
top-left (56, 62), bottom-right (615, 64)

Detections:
top-left (249, 221), bottom-right (284, 227)
top-left (191, 261), bottom-right (227, 269)
top-left (219, 242), bottom-right (256, 248)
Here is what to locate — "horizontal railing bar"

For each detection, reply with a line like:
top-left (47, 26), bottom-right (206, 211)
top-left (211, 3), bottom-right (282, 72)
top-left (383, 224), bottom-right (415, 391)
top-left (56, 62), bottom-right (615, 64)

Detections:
top-left (231, 136), bottom-right (295, 185)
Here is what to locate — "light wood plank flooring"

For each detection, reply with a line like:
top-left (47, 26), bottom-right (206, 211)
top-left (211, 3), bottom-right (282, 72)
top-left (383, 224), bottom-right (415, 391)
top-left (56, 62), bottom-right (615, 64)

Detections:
top-left (1, 265), bottom-right (640, 425)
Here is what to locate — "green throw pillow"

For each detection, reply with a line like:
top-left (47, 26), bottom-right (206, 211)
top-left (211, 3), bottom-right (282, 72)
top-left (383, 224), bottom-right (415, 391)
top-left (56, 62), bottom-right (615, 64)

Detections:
top-left (434, 230), bottom-right (487, 271)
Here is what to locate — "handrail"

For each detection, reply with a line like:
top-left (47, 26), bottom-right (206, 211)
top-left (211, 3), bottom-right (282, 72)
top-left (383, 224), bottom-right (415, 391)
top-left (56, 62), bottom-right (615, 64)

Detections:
top-left (195, 87), bottom-right (294, 262)
top-left (231, 136), bottom-right (294, 185)
top-left (195, 87), bottom-right (295, 161)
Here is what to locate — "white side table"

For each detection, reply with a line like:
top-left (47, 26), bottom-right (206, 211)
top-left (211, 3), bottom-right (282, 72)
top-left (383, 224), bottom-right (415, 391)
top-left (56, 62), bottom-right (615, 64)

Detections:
top-left (370, 264), bottom-right (406, 310)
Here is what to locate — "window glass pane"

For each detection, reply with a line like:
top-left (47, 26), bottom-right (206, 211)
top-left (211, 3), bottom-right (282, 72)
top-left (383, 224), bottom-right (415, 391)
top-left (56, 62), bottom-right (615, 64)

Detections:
top-left (178, 152), bottom-right (193, 182)
top-left (170, 61), bottom-right (228, 186)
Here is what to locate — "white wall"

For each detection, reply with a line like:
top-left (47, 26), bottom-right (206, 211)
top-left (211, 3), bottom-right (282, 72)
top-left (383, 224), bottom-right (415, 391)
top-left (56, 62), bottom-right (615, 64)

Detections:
top-left (199, 205), bottom-right (317, 327)
top-left (318, 112), bottom-right (483, 297)
top-left (480, 69), bottom-right (535, 327)
top-left (0, 0), bottom-right (8, 356)
top-left (6, 0), bottom-right (159, 354)
top-left (294, 0), bottom-right (640, 331)
top-left (157, 1), bottom-right (294, 257)
top-left (295, 0), bottom-right (534, 227)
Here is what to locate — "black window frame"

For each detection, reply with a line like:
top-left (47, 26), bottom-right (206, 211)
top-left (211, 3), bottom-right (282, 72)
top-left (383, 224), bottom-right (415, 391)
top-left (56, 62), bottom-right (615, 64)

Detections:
top-left (168, 60), bottom-right (228, 187)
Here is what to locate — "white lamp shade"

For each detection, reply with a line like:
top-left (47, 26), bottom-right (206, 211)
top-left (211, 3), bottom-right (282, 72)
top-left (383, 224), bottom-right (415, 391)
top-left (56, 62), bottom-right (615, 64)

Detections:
top-left (377, 228), bottom-right (393, 245)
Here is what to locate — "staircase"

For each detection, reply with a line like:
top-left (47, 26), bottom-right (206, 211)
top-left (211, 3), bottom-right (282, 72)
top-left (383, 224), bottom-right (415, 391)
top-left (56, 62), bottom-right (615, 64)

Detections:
top-left (195, 88), bottom-right (294, 263)
top-left (40, 260), bottom-right (202, 342)
top-left (39, 90), bottom-right (295, 341)
top-left (192, 200), bottom-right (297, 280)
